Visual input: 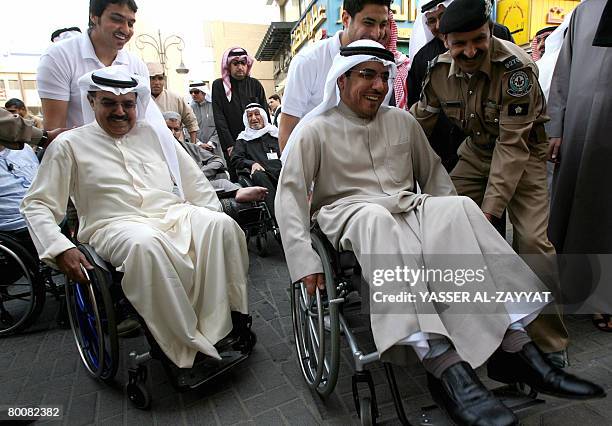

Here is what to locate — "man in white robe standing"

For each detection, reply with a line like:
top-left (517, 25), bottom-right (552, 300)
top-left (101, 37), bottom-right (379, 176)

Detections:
top-left (276, 40), bottom-right (604, 426)
top-left (21, 66), bottom-right (252, 369)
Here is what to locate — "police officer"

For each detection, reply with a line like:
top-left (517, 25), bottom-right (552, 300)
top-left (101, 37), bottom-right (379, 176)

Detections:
top-left (410, 0), bottom-right (569, 361)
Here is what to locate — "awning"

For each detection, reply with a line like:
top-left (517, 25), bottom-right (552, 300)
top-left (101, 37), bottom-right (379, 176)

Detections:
top-left (255, 21), bottom-right (296, 61)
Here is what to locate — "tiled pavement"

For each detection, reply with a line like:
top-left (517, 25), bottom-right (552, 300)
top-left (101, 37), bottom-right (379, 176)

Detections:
top-left (1, 240), bottom-right (611, 425)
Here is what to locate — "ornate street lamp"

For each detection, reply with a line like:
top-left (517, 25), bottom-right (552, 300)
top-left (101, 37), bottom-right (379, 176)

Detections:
top-left (135, 30), bottom-right (189, 81)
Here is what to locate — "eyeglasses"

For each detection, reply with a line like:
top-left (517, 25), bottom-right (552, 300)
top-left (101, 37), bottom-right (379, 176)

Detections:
top-left (189, 90), bottom-right (202, 95)
top-left (345, 68), bottom-right (391, 83)
top-left (231, 60), bottom-right (247, 66)
top-left (99, 100), bottom-right (136, 110)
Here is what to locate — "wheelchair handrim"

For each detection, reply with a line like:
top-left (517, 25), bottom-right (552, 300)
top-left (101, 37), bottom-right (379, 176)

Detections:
top-left (66, 277), bottom-right (118, 381)
top-left (290, 232), bottom-right (341, 396)
top-left (67, 280), bottom-right (104, 377)
top-left (0, 243), bottom-right (38, 335)
top-left (292, 283), bottom-right (327, 387)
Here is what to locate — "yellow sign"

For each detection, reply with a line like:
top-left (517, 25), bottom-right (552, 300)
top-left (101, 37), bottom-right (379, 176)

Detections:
top-left (497, 0), bottom-right (529, 46)
top-left (391, 0), bottom-right (418, 22)
top-left (497, 0), bottom-right (580, 45)
top-left (291, 5), bottom-right (327, 55)
top-left (398, 28), bottom-right (412, 39)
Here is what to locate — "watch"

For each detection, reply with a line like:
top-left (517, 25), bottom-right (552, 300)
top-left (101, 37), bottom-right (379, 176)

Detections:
top-left (39, 130), bottom-right (49, 148)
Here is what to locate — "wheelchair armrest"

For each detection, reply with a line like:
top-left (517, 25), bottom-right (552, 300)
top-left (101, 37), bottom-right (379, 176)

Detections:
top-left (78, 243), bottom-right (112, 273)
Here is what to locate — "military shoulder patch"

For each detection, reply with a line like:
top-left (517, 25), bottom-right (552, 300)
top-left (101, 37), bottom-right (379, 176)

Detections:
top-left (427, 55), bottom-right (439, 71)
top-left (507, 70), bottom-right (533, 97)
top-left (502, 55), bottom-right (523, 71)
top-left (508, 103), bottom-right (529, 116)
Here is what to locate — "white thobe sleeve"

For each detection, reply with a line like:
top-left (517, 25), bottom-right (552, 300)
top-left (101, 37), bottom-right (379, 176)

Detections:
top-left (275, 125), bottom-right (323, 283)
top-left (20, 138), bottom-right (76, 267)
top-left (407, 114), bottom-right (457, 197)
top-left (175, 141), bottom-right (223, 212)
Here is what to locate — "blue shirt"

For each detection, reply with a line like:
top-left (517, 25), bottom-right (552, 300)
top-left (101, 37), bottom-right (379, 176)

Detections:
top-left (0, 146), bottom-right (39, 231)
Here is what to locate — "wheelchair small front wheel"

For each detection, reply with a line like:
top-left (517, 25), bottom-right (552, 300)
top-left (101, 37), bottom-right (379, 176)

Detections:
top-left (127, 381), bottom-right (151, 410)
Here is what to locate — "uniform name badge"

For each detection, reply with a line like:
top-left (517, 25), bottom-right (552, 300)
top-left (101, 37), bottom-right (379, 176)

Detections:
top-left (507, 70), bottom-right (532, 97)
top-left (267, 152), bottom-right (279, 160)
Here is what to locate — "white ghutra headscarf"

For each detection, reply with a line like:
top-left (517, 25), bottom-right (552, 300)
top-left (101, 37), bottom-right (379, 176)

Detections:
top-left (408, 0), bottom-right (455, 67)
top-left (281, 39), bottom-right (397, 163)
top-left (78, 65), bottom-right (184, 198)
top-left (237, 103), bottom-right (279, 142)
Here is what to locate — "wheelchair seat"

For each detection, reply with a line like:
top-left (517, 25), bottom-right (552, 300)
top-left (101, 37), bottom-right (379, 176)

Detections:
top-left (66, 243), bottom-right (256, 409)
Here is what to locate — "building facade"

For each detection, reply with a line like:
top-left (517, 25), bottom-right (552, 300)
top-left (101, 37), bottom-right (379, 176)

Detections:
top-left (257, 0), bottom-right (418, 95)
top-left (496, 0), bottom-right (580, 46)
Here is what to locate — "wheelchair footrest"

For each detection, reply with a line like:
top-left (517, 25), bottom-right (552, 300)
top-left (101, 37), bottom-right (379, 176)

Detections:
top-left (173, 350), bottom-right (249, 390)
top-left (418, 384), bottom-right (545, 425)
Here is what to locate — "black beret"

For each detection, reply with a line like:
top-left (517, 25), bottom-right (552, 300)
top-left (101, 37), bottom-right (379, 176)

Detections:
top-left (421, 0), bottom-right (445, 13)
top-left (439, 0), bottom-right (493, 34)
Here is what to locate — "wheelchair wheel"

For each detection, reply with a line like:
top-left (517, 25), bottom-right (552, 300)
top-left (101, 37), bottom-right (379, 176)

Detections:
top-left (290, 232), bottom-right (340, 396)
top-left (0, 234), bottom-right (45, 336)
top-left (65, 246), bottom-right (118, 381)
top-left (255, 233), bottom-right (269, 257)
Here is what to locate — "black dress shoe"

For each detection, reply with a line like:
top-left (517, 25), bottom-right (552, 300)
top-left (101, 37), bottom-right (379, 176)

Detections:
top-left (487, 342), bottom-right (606, 400)
top-left (427, 362), bottom-right (518, 426)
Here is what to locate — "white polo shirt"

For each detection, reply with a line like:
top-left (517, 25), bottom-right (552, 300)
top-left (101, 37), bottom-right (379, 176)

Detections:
top-left (282, 31), bottom-right (342, 119)
top-left (37, 34), bottom-right (149, 128)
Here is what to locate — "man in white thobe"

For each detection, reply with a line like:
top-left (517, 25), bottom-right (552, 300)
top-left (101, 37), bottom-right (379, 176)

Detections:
top-left (21, 66), bottom-right (250, 369)
top-left (276, 40), bottom-right (604, 426)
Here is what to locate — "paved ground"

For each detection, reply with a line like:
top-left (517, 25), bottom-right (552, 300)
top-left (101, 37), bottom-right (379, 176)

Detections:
top-left (1, 239), bottom-right (611, 425)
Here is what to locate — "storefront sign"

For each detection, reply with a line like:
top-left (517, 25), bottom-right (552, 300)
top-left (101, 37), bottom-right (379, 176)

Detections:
top-left (546, 6), bottom-right (566, 24)
top-left (498, 0), bottom-right (529, 45)
top-left (291, 4), bottom-right (327, 55)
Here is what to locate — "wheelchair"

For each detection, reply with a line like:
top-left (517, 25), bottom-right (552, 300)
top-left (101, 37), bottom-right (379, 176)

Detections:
top-left (290, 226), bottom-right (544, 425)
top-left (65, 243), bottom-right (256, 409)
top-left (0, 230), bottom-right (65, 336)
top-left (224, 169), bottom-right (281, 257)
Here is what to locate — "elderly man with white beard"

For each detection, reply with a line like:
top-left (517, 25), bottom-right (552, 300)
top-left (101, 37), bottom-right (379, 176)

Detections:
top-left (231, 103), bottom-right (281, 219)
top-left (21, 66), bottom-right (252, 369)
top-left (276, 40), bottom-right (604, 426)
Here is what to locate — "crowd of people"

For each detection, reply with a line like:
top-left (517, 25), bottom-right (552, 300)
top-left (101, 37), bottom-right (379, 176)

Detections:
top-left (1, 0), bottom-right (611, 423)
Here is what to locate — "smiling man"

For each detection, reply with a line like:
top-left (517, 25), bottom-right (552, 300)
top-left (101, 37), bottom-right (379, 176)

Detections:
top-left (37, 0), bottom-right (148, 129)
top-left (410, 0), bottom-right (569, 363)
top-left (277, 39), bottom-right (604, 426)
top-left (22, 67), bottom-right (253, 369)
top-left (278, 0), bottom-right (392, 153)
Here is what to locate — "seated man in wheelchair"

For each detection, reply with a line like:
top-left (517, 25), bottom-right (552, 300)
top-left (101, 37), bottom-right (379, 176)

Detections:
top-left (21, 66), bottom-right (253, 369)
top-left (277, 40), bottom-right (604, 425)
top-left (231, 103), bottom-right (281, 219)
top-left (163, 111), bottom-right (268, 203)
top-left (1, 142), bottom-right (39, 252)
